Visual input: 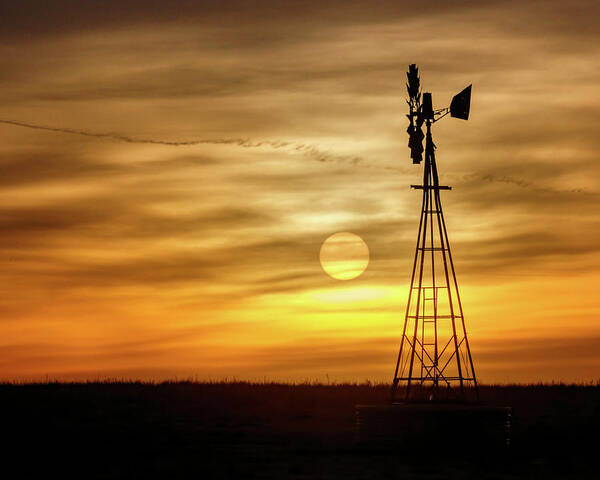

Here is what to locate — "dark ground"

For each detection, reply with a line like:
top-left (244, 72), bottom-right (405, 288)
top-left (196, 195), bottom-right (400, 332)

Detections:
top-left (2, 381), bottom-right (599, 479)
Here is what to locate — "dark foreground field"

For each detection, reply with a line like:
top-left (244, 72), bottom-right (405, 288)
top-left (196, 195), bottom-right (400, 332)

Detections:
top-left (2, 382), bottom-right (599, 479)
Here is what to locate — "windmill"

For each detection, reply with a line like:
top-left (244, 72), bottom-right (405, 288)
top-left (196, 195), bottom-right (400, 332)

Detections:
top-left (391, 64), bottom-right (477, 402)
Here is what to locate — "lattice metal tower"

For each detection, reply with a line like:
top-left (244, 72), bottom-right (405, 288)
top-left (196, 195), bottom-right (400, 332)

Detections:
top-left (391, 65), bottom-right (478, 402)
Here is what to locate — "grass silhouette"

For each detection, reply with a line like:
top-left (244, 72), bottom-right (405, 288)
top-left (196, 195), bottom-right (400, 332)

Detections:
top-left (1, 381), bottom-right (598, 479)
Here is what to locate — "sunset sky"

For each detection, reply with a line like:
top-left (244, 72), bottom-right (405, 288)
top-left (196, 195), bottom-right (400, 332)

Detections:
top-left (1, 0), bottom-right (599, 383)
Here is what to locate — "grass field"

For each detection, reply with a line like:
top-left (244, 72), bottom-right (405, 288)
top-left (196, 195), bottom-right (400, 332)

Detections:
top-left (2, 381), bottom-right (598, 479)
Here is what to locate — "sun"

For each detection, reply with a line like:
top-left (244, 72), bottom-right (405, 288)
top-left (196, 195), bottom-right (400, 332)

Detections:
top-left (319, 232), bottom-right (370, 280)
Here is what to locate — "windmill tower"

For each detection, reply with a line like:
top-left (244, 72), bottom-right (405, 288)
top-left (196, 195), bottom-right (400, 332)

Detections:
top-left (391, 65), bottom-right (478, 402)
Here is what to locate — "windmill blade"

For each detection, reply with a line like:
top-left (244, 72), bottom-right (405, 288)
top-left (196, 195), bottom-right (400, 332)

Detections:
top-left (406, 64), bottom-right (420, 99)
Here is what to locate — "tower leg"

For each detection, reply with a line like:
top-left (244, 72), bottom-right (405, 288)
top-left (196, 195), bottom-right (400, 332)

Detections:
top-left (404, 155), bottom-right (431, 401)
top-left (391, 180), bottom-right (426, 402)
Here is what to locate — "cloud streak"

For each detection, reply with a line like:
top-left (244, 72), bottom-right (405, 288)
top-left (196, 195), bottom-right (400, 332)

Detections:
top-left (0, 119), bottom-right (366, 167)
top-left (6, 119), bottom-right (591, 197)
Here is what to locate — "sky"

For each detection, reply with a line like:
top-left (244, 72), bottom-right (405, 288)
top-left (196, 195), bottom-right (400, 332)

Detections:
top-left (1, 0), bottom-right (599, 383)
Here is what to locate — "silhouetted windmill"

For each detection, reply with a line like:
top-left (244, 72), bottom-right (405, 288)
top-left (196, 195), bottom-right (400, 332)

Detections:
top-left (391, 65), bottom-right (477, 402)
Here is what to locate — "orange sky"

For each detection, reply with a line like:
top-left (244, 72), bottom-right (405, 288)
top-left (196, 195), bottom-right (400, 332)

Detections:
top-left (1, 0), bottom-right (600, 383)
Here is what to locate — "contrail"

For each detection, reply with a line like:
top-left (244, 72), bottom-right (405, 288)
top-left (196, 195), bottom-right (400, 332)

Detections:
top-left (5, 119), bottom-right (590, 195)
top-left (0, 119), bottom-right (366, 166)
top-left (463, 172), bottom-right (596, 196)
top-left (1, 119), bottom-right (278, 147)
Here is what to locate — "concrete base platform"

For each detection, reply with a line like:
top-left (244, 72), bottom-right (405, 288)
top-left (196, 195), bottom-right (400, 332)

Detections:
top-left (355, 403), bottom-right (512, 452)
